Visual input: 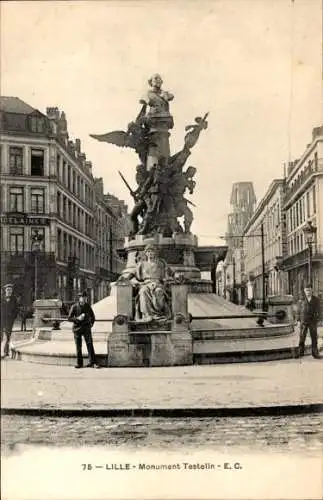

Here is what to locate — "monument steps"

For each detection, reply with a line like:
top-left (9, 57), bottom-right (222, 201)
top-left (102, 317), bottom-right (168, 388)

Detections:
top-left (11, 289), bottom-right (313, 366)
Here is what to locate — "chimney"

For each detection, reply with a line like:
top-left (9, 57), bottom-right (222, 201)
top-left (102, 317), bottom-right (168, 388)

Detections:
top-left (79, 153), bottom-right (86, 165)
top-left (312, 125), bottom-right (323, 141)
top-left (46, 107), bottom-right (60, 135)
top-left (85, 160), bottom-right (92, 173)
top-left (75, 139), bottom-right (81, 153)
top-left (46, 107), bottom-right (60, 120)
top-left (68, 140), bottom-right (75, 154)
top-left (59, 111), bottom-right (67, 132)
top-left (94, 177), bottom-right (104, 196)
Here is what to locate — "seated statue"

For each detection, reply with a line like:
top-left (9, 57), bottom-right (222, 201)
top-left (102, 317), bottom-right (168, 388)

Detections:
top-left (123, 244), bottom-right (174, 322)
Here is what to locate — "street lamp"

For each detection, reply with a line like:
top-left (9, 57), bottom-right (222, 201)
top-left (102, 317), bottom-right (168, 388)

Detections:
top-left (31, 231), bottom-right (43, 301)
top-left (232, 256), bottom-right (238, 304)
top-left (303, 221), bottom-right (317, 286)
top-left (223, 263), bottom-right (227, 298)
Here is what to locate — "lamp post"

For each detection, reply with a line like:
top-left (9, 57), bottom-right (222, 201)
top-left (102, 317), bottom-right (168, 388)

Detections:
top-left (303, 221), bottom-right (317, 286)
top-left (223, 263), bottom-right (227, 299)
top-left (232, 256), bottom-right (238, 304)
top-left (261, 223), bottom-right (266, 311)
top-left (31, 232), bottom-right (43, 301)
top-left (211, 254), bottom-right (217, 294)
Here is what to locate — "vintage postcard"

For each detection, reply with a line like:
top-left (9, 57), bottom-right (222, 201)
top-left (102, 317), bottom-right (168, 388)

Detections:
top-left (1, 1), bottom-right (322, 499)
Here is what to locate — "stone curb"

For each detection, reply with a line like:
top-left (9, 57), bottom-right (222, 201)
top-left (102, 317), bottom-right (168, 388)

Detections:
top-left (1, 404), bottom-right (322, 418)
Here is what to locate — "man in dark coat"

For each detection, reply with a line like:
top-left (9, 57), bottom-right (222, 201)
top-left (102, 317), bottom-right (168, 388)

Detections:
top-left (1, 283), bottom-right (18, 357)
top-left (296, 284), bottom-right (321, 359)
top-left (68, 291), bottom-right (100, 368)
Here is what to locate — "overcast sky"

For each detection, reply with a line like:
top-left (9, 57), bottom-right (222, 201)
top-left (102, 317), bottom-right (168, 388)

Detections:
top-left (1, 0), bottom-right (322, 245)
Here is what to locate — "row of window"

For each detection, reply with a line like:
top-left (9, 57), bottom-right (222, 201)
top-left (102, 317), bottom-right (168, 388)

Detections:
top-left (262, 200), bottom-right (281, 238)
top-left (286, 186), bottom-right (316, 233)
top-left (3, 113), bottom-right (46, 134)
top-left (8, 186), bottom-right (45, 213)
top-left (57, 192), bottom-right (95, 238)
top-left (56, 229), bottom-right (95, 270)
top-left (56, 153), bottom-right (94, 208)
top-left (2, 146), bottom-right (94, 209)
top-left (3, 224), bottom-right (118, 274)
top-left (8, 227), bottom-right (45, 253)
top-left (287, 231), bottom-right (306, 256)
top-left (5, 146), bottom-right (45, 176)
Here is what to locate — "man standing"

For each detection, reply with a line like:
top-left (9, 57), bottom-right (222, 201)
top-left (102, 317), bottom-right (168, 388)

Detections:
top-left (1, 283), bottom-right (18, 357)
top-left (68, 291), bottom-right (100, 369)
top-left (296, 284), bottom-right (321, 359)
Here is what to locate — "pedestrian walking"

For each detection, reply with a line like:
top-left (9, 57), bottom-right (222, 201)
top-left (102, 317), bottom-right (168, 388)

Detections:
top-left (296, 284), bottom-right (321, 359)
top-left (68, 291), bottom-right (100, 369)
top-left (1, 283), bottom-right (18, 358)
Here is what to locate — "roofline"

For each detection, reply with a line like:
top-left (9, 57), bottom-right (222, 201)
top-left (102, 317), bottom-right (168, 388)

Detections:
top-left (286, 133), bottom-right (323, 183)
top-left (243, 178), bottom-right (284, 234)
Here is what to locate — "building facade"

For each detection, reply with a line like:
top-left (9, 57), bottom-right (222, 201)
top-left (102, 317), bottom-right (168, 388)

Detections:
top-left (0, 97), bottom-right (128, 306)
top-left (243, 179), bottom-right (287, 302)
top-left (222, 182), bottom-right (256, 303)
top-left (282, 126), bottom-right (323, 300)
top-left (94, 179), bottom-right (130, 302)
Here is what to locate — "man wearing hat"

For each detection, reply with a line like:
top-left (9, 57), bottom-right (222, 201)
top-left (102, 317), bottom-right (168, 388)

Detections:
top-left (68, 291), bottom-right (100, 368)
top-left (1, 283), bottom-right (18, 357)
top-left (296, 284), bottom-right (321, 359)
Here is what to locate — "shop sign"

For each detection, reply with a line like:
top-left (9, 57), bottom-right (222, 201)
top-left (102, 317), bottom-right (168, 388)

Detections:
top-left (1, 215), bottom-right (50, 226)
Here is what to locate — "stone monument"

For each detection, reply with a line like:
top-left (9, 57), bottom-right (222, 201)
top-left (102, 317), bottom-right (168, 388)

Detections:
top-left (90, 74), bottom-right (209, 366)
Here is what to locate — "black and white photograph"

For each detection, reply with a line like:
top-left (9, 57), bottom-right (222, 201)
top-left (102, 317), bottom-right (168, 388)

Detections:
top-left (1, 1), bottom-right (322, 499)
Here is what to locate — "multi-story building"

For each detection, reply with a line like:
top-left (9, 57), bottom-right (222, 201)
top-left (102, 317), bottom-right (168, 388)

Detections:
top-left (94, 179), bottom-right (130, 301)
top-left (243, 179), bottom-right (287, 301)
top-left (0, 97), bottom-right (128, 306)
top-left (222, 182), bottom-right (256, 303)
top-left (282, 125), bottom-right (323, 299)
top-left (103, 193), bottom-right (131, 276)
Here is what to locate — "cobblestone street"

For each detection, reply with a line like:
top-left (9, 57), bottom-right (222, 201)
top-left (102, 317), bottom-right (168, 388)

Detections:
top-left (2, 413), bottom-right (322, 455)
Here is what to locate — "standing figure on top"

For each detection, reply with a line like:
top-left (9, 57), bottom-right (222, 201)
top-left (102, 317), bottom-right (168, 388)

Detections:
top-left (140, 73), bottom-right (174, 119)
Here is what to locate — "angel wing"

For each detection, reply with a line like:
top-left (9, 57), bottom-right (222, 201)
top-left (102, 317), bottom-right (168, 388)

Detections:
top-left (90, 130), bottom-right (132, 148)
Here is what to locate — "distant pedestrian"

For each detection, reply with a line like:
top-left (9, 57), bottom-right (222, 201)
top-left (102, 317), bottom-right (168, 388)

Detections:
top-left (68, 291), bottom-right (100, 369)
top-left (1, 284), bottom-right (18, 357)
top-left (296, 284), bottom-right (321, 359)
top-left (20, 304), bottom-right (28, 331)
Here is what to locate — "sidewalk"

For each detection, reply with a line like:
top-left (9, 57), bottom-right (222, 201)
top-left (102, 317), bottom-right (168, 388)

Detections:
top-left (1, 357), bottom-right (322, 412)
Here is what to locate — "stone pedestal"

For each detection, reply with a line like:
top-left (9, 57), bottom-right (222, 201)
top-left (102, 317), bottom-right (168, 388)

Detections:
top-left (33, 299), bottom-right (62, 339)
top-left (122, 233), bottom-right (201, 281)
top-left (107, 278), bottom-right (193, 367)
top-left (267, 295), bottom-right (295, 324)
top-left (107, 279), bottom-right (140, 366)
top-left (146, 114), bottom-right (174, 170)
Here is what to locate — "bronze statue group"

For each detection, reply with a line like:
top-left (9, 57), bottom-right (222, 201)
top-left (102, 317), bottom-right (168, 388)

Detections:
top-left (90, 73), bottom-right (208, 239)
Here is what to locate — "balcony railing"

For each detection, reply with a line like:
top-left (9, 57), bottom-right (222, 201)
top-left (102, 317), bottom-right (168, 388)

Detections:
top-left (282, 245), bottom-right (323, 269)
top-left (284, 162), bottom-right (321, 204)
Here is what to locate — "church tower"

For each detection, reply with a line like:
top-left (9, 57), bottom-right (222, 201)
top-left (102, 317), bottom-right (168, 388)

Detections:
top-left (223, 182), bottom-right (256, 304)
top-left (226, 182), bottom-right (256, 245)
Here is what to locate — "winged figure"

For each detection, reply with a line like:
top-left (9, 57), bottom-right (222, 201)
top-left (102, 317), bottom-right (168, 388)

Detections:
top-left (90, 104), bottom-right (155, 163)
top-left (184, 112), bottom-right (209, 150)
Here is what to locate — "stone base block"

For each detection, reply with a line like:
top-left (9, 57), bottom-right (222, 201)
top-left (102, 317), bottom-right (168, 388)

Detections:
top-left (171, 331), bottom-right (193, 365)
top-left (37, 328), bottom-right (54, 341)
top-left (267, 295), bottom-right (295, 324)
top-left (107, 333), bottom-right (143, 367)
top-left (150, 334), bottom-right (176, 366)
